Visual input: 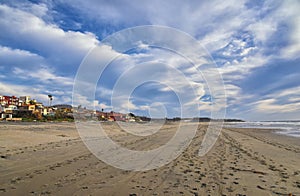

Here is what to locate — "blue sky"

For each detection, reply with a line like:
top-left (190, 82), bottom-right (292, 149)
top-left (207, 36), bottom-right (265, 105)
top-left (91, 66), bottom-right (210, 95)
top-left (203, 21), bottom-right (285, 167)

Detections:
top-left (0, 0), bottom-right (299, 121)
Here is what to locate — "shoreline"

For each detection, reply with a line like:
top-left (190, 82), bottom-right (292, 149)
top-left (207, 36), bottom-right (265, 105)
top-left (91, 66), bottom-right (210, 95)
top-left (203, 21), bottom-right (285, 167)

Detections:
top-left (224, 126), bottom-right (300, 148)
top-left (224, 121), bottom-right (300, 139)
top-left (2, 120), bottom-right (299, 138)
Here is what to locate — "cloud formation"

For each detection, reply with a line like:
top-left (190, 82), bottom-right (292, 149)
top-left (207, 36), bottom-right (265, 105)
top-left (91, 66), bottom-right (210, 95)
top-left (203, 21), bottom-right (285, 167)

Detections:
top-left (0, 0), bottom-right (299, 120)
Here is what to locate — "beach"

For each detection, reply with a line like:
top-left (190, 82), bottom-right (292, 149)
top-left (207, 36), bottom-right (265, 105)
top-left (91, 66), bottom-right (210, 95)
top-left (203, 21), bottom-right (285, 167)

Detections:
top-left (0, 122), bottom-right (299, 196)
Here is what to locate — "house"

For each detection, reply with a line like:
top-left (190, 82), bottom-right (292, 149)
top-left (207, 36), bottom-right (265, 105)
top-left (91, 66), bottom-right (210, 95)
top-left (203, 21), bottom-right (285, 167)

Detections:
top-left (43, 106), bottom-right (56, 116)
top-left (15, 104), bottom-right (35, 118)
top-left (96, 111), bottom-right (109, 121)
top-left (18, 104), bottom-right (36, 112)
top-left (0, 95), bottom-right (20, 106)
top-left (95, 111), bottom-right (127, 121)
top-left (33, 103), bottom-right (46, 117)
top-left (0, 105), bottom-right (3, 119)
top-left (109, 111), bottom-right (126, 121)
top-left (0, 105), bottom-right (19, 120)
top-left (126, 113), bottom-right (136, 122)
top-left (52, 104), bottom-right (73, 113)
top-left (95, 110), bottom-right (144, 122)
top-left (19, 96), bottom-right (31, 105)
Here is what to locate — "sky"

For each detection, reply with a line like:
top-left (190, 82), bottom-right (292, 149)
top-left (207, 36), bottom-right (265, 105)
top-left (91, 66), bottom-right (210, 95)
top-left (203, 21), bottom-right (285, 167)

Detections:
top-left (0, 0), bottom-right (299, 121)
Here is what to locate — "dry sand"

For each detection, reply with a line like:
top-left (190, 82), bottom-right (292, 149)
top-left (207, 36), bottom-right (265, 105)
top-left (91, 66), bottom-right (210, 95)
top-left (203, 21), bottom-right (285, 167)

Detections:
top-left (0, 121), bottom-right (299, 195)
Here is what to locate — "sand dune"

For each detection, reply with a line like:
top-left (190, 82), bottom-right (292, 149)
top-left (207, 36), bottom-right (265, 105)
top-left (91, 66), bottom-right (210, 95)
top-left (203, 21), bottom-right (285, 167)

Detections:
top-left (0, 122), bottom-right (299, 195)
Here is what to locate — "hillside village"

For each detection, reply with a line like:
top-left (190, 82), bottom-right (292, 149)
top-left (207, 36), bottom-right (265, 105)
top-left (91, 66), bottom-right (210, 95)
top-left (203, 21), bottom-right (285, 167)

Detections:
top-left (0, 95), bottom-right (149, 122)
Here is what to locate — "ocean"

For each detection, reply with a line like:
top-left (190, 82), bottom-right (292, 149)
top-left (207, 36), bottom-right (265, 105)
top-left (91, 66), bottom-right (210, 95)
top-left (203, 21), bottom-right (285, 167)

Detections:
top-left (224, 121), bottom-right (300, 138)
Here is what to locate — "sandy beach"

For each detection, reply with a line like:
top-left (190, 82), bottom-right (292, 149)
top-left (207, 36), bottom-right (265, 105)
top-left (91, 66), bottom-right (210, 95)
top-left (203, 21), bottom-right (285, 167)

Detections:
top-left (0, 122), bottom-right (299, 196)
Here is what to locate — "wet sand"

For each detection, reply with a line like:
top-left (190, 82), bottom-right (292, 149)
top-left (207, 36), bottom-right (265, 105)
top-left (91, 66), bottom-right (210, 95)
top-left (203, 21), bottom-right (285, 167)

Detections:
top-left (0, 122), bottom-right (299, 195)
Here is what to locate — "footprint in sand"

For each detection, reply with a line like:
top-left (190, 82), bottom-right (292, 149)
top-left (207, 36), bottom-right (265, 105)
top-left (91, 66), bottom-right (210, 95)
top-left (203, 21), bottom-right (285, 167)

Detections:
top-left (0, 188), bottom-right (6, 192)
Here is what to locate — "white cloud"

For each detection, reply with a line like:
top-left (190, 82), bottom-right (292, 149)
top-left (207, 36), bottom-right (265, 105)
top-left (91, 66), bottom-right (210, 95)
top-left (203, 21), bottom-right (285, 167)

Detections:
top-left (277, 1), bottom-right (300, 59)
top-left (121, 100), bottom-right (138, 111)
top-left (0, 82), bottom-right (49, 104)
top-left (255, 98), bottom-right (300, 113)
top-left (0, 4), bottom-right (99, 69)
top-left (236, 85), bottom-right (300, 120)
top-left (244, 0), bottom-right (300, 59)
top-left (12, 66), bottom-right (74, 86)
top-left (0, 66), bottom-right (75, 106)
top-left (219, 53), bottom-right (271, 80)
top-left (277, 86), bottom-right (300, 98)
top-left (93, 100), bottom-right (111, 111)
top-left (1, 0), bottom-right (299, 120)
top-left (0, 45), bottom-right (40, 58)
top-left (20, 2), bottom-right (49, 18)
top-left (0, 45), bottom-right (44, 68)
